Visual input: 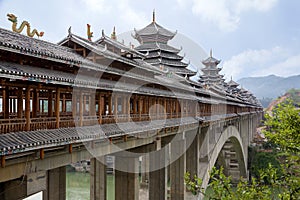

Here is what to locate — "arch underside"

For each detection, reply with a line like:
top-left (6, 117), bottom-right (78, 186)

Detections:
top-left (200, 125), bottom-right (247, 189)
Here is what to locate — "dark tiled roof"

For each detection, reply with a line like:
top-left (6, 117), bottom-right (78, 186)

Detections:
top-left (228, 79), bottom-right (239, 87)
top-left (134, 22), bottom-right (176, 38)
top-left (0, 117), bottom-right (198, 156)
top-left (146, 58), bottom-right (188, 68)
top-left (135, 43), bottom-right (180, 53)
top-left (202, 56), bottom-right (221, 65)
top-left (146, 51), bottom-right (184, 60)
top-left (95, 33), bottom-right (146, 58)
top-left (0, 28), bottom-right (84, 65)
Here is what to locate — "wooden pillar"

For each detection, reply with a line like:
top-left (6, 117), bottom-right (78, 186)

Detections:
top-left (108, 94), bottom-right (112, 115)
top-left (98, 93), bottom-right (103, 124)
top-left (139, 97), bottom-right (142, 121)
top-left (79, 92), bottom-right (83, 126)
top-left (25, 87), bottom-right (31, 131)
top-left (3, 87), bottom-right (9, 119)
top-left (72, 91), bottom-right (77, 117)
top-left (90, 93), bottom-right (96, 116)
top-left (127, 97), bottom-right (130, 122)
top-left (114, 95), bottom-right (118, 123)
top-left (55, 88), bottom-right (60, 129)
top-left (62, 94), bottom-right (66, 113)
top-left (133, 97), bottom-right (137, 115)
top-left (17, 87), bottom-right (23, 118)
top-left (48, 90), bottom-right (53, 117)
top-left (32, 89), bottom-right (38, 118)
top-left (164, 98), bottom-right (167, 118)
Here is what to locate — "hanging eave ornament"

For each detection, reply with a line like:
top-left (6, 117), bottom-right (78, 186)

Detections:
top-left (7, 13), bottom-right (44, 38)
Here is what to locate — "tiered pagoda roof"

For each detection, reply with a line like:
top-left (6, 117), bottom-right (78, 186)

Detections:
top-left (133, 11), bottom-right (196, 77)
top-left (199, 50), bottom-right (223, 86)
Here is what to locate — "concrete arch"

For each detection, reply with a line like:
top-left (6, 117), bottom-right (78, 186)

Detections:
top-left (201, 125), bottom-right (247, 189)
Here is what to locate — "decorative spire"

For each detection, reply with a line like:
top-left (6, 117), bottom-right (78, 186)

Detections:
top-left (153, 9), bottom-right (156, 22)
top-left (68, 26), bottom-right (72, 36)
top-left (87, 24), bottom-right (93, 41)
top-left (210, 49), bottom-right (213, 57)
top-left (111, 26), bottom-right (117, 40)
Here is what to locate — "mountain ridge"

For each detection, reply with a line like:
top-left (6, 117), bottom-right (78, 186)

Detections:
top-left (238, 74), bottom-right (300, 100)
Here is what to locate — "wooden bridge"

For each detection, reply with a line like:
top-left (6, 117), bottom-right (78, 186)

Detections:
top-left (0, 17), bottom-right (263, 200)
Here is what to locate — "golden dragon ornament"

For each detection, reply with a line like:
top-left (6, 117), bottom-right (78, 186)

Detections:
top-left (7, 14), bottom-right (44, 38)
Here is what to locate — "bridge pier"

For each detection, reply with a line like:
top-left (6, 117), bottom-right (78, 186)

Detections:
top-left (90, 157), bottom-right (107, 200)
top-left (149, 139), bottom-right (168, 200)
top-left (170, 134), bottom-right (186, 200)
top-left (115, 156), bottom-right (139, 200)
top-left (186, 129), bottom-right (199, 179)
top-left (43, 166), bottom-right (66, 200)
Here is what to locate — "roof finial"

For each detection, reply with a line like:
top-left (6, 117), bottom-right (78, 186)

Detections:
top-left (231, 76), bottom-right (233, 81)
top-left (210, 49), bottom-right (213, 57)
top-left (111, 26), bottom-right (117, 40)
top-left (68, 26), bottom-right (72, 36)
top-left (153, 9), bottom-right (156, 22)
top-left (87, 24), bottom-right (93, 41)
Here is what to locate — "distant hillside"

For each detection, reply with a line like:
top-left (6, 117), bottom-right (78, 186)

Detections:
top-left (266, 88), bottom-right (300, 112)
top-left (238, 75), bottom-right (300, 99)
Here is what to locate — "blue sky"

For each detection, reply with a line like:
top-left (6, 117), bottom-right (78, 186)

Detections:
top-left (0, 0), bottom-right (299, 80)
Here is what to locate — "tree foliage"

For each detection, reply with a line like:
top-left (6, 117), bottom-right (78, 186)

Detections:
top-left (264, 100), bottom-right (300, 152)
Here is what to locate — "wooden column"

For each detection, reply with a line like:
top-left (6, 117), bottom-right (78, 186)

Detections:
top-left (3, 87), bottom-right (9, 119)
top-left (55, 88), bottom-right (60, 129)
top-left (62, 94), bottom-right (66, 113)
top-left (164, 98), bottom-right (167, 118)
top-left (139, 97), bottom-right (142, 121)
top-left (133, 97), bottom-right (137, 115)
top-left (25, 87), bottom-right (31, 131)
top-left (48, 90), bottom-right (53, 117)
top-left (17, 87), bottom-right (23, 118)
top-left (79, 92), bottom-right (83, 126)
top-left (114, 95), bottom-right (118, 122)
top-left (127, 97), bottom-right (130, 122)
top-left (32, 89), bottom-right (38, 118)
top-left (108, 94), bottom-right (112, 115)
top-left (90, 93), bottom-right (96, 116)
top-left (72, 91), bottom-right (77, 117)
top-left (98, 93), bottom-right (103, 124)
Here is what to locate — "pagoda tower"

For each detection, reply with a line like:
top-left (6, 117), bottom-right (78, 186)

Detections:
top-left (133, 11), bottom-right (196, 77)
top-left (199, 49), bottom-right (223, 86)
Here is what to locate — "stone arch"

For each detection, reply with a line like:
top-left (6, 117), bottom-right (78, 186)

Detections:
top-left (201, 125), bottom-right (247, 189)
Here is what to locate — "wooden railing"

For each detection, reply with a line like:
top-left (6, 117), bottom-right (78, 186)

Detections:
top-left (0, 118), bottom-right (26, 134)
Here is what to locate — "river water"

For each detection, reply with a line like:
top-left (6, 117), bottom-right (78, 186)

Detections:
top-left (66, 172), bottom-right (115, 200)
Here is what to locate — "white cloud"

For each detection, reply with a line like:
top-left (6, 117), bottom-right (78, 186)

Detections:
top-left (190, 0), bottom-right (278, 32)
top-left (80, 0), bottom-right (111, 13)
top-left (257, 54), bottom-right (300, 77)
top-left (222, 47), bottom-right (293, 80)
